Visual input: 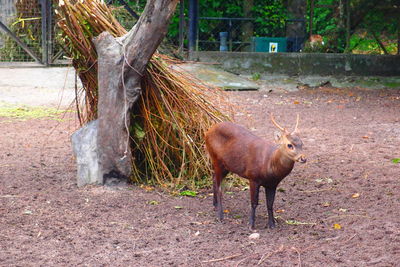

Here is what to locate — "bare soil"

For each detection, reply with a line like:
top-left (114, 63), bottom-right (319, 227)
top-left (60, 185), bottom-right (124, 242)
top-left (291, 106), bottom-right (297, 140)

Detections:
top-left (1, 85), bottom-right (399, 266)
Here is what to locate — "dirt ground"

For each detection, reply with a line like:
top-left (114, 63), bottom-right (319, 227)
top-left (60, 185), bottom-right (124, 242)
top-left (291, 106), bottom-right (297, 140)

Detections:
top-left (1, 83), bottom-right (399, 266)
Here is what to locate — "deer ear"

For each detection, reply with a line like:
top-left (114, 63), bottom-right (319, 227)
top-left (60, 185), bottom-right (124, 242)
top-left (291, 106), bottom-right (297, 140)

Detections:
top-left (274, 131), bottom-right (282, 142)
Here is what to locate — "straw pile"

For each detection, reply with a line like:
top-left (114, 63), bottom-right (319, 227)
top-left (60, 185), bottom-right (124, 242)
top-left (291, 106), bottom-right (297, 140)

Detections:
top-left (56, 0), bottom-right (230, 189)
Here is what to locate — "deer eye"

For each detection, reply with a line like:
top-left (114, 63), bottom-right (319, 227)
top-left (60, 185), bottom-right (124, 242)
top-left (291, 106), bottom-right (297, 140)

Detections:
top-left (287, 144), bottom-right (294, 150)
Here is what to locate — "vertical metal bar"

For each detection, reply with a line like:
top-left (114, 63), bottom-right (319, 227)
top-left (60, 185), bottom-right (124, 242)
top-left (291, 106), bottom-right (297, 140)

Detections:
top-left (188, 0), bottom-right (198, 52)
top-left (309, 0), bottom-right (314, 37)
top-left (345, 0), bottom-right (350, 52)
top-left (398, 16), bottom-right (400, 55)
top-left (228, 19), bottom-right (232, 51)
top-left (178, 0), bottom-right (184, 53)
top-left (47, 0), bottom-right (53, 63)
top-left (41, 0), bottom-right (48, 65)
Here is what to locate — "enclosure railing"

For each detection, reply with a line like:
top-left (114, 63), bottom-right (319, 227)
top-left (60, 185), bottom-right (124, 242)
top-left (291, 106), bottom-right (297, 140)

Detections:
top-left (196, 17), bottom-right (305, 53)
top-left (0, 0), bottom-right (65, 65)
top-left (197, 17), bottom-right (256, 52)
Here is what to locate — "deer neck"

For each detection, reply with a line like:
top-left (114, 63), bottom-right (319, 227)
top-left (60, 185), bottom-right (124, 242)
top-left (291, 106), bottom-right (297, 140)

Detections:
top-left (270, 146), bottom-right (295, 179)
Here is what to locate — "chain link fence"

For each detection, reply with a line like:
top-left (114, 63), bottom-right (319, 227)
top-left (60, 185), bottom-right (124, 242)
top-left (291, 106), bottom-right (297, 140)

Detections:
top-left (0, 0), bottom-right (307, 64)
top-left (0, 0), bottom-right (65, 64)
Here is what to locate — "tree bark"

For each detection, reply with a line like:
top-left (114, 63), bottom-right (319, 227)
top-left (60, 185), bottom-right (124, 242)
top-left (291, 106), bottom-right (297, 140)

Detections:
top-left (93, 0), bottom-right (179, 184)
top-left (241, 0), bottom-right (253, 51)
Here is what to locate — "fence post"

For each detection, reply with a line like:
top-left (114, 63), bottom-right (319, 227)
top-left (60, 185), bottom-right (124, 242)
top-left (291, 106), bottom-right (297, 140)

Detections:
top-left (40, 0), bottom-right (48, 65)
top-left (178, 0), bottom-right (184, 53)
top-left (188, 0), bottom-right (198, 52)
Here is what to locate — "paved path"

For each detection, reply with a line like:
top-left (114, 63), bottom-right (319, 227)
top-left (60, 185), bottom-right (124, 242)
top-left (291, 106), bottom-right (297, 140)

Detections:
top-left (0, 67), bottom-right (77, 108)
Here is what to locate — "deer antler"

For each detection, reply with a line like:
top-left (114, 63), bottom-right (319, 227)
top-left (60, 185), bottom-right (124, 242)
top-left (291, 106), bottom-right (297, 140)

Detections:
top-left (293, 114), bottom-right (300, 134)
top-left (270, 113), bottom-right (286, 132)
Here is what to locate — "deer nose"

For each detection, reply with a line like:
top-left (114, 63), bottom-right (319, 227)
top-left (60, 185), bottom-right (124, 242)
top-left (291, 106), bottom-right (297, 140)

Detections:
top-left (297, 155), bottom-right (307, 163)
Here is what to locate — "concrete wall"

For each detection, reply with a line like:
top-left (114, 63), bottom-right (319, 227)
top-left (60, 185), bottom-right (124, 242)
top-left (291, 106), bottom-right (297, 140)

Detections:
top-left (192, 51), bottom-right (400, 76)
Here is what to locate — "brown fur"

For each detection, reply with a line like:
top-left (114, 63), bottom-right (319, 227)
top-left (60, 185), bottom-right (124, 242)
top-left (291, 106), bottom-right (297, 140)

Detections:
top-left (205, 118), bottom-right (306, 229)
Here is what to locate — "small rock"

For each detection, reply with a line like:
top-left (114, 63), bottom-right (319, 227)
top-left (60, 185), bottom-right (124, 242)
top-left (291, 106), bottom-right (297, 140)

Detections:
top-left (249, 233), bottom-right (260, 240)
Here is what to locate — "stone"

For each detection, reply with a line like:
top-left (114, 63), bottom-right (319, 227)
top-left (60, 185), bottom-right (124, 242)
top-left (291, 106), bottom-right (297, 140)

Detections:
top-left (71, 120), bottom-right (101, 187)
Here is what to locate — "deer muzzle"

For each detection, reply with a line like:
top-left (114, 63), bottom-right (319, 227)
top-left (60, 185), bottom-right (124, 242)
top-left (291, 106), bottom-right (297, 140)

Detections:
top-left (296, 154), bottom-right (307, 163)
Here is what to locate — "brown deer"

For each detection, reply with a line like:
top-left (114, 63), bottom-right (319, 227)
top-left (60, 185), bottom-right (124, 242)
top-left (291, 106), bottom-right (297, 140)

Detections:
top-left (205, 114), bottom-right (306, 229)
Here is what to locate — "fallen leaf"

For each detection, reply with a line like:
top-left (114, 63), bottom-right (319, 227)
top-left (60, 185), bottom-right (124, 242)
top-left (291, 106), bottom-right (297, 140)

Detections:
top-left (141, 185), bottom-right (155, 192)
top-left (293, 100), bottom-right (300, 104)
top-left (147, 200), bottom-right (160, 205)
top-left (391, 158), bottom-right (400, 164)
top-left (352, 193), bottom-right (360, 198)
top-left (174, 206), bottom-right (183, 209)
top-left (285, 220), bottom-right (316, 226)
top-left (323, 202), bottom-right (331, 207)
top-left (275, 209), bottom-right (285, 213)
top-left (180, 190), bottom-right (197, 197)
top-left (333, 223), bottom-right (342, 230)
top-left (223, 209), bottom-right (230, 213)
top-left (362, 136), bottom-right (369, 139)
top-left (338, 208), bottom-right (347, 212)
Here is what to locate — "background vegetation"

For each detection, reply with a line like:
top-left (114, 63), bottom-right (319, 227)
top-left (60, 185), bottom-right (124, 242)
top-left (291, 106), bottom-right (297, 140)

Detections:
top-left (110, 0), bottom-right (399, 54)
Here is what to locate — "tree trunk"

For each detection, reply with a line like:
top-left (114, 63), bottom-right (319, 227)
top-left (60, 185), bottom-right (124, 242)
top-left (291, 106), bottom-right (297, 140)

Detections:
top-left (93, 0), bottom-right (179, 184)
top-left (241, 0), bottom-right (253, 51)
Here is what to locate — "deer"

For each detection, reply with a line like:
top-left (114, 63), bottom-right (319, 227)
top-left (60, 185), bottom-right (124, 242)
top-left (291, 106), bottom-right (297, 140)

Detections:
top-left (205, 114), bottom-right (306, 229)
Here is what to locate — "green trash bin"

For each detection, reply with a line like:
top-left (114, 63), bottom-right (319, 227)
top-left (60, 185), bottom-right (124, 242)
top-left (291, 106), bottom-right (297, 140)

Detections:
top-left (251, 37), bottom-right (287, 52)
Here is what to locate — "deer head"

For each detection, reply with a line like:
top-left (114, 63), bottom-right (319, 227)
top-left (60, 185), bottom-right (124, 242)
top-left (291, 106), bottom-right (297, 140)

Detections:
top-left (271, 113), bottom-right (307, 163)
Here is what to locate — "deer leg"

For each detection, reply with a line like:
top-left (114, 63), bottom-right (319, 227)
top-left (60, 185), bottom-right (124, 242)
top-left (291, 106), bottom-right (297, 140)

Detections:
top-left (249, 181), bottom-right (260, 229)
top-left (212, 163), bottom-right (227, 221)
top-left (265, 186), bottom-right (277, 229)
top-left (212, 173), bottom-right (218, 208)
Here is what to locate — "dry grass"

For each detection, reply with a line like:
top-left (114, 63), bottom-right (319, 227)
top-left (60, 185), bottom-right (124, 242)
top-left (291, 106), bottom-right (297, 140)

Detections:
top-left (56, 0), bottom-right (230, 190)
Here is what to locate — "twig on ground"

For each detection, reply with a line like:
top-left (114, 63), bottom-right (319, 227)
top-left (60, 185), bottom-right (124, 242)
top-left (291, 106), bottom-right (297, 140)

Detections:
top-left (345, 233), bottom-right (357, 243)
top-left (258, 245), bottom-right (284, 265)
top-left (299, 187), bottom-right (334, 193)
top-left (291, 246), bottom-right (302, 267)
top-left (202, 253), bottom-right (242, 263)
top-left (325, 214), bottom-right (370, 220)
top-left (234, 253), bottom-right (257, 267)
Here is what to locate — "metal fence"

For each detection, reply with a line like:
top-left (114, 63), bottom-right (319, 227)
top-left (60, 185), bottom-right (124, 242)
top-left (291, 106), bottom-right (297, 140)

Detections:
top-left (0, 0), bottom-right (307, 65)
top-left (0, 0), bottom-right (64, 65)
top-left (196, 17), bottom-right (306, 53)
top-left (197, 17), bottom-right (255, 52)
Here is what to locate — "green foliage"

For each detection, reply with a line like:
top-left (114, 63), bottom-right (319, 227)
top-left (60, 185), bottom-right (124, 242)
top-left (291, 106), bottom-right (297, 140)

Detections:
top-left (392, 158), bottom-right (400, 164)
top-left (179, 190), bottom-right (197, 197)
top-left (350, 32), bottom-right (398, 55)
top-left (0, 104), bottom-right (67, 121)
top-left (253, 0), bottom-right (287, 37)
top-left (109, 1), bottom-right (399, 55)
top-left (302, 40), bottom-right (328, 53)
top-left (251, 72), bottom-right (261, 81)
